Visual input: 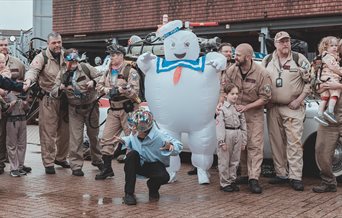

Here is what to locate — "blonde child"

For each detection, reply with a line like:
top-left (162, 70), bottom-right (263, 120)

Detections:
top-left (314, 36), bottom-right (342, 126)
top-left (216, 83), bottom-right (247, 192)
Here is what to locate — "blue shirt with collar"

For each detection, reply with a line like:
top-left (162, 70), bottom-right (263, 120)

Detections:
top-left (122, 125), bottom-right (183, 166)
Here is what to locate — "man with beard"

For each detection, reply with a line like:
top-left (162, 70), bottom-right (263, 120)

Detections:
top-left (0, 36), bottom-right (29, 175)
top-left (95, 45), bottom-right (140, 180)
top-left (220, 43), bottom-right (271, 193)
top-left (262, 31), bottom-right (310, 191)
top-left (24, 32), bottom-right (70, 174)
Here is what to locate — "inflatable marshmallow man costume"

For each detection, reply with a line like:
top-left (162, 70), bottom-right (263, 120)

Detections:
top-left (137, 20), bottom-right (226, 184)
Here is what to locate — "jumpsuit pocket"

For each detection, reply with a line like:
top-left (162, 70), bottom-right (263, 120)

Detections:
top-left (244, 83), bottom-right (258, 100)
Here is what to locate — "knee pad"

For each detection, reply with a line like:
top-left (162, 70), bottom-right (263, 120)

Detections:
top-left (331, 96), bottom-right (339, 101)
top-left (321, 96), bottom-right (329, 101)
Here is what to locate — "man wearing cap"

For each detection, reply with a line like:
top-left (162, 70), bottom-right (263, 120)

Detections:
top-left (121, 108), bottom-right (183, 205)
top-left (0, 36), bottom-right (29, 175)
top-left (51, 49), bottom-right (103, 176)
top-left (25, 32), bottom-right (70, 174)
top-left (222, 43), bottom-right (271, 194)
top-left (262, 31), bottom-right (310, 191)
top-left (95, 45), bottom-right (140, 180)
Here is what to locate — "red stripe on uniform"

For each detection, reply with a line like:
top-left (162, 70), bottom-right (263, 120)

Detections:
top-left (99, 98), bottom-right (110, 108)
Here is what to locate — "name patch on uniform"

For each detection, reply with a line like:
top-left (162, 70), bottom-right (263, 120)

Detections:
top-left (283, 65), bottom-right (290, 70)
top-left (245, 78), bottom-right (256, 84)
top-left (289, 68), bottom-right (297, 72)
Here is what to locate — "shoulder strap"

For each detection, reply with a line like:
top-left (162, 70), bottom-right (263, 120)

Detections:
top-left (264, 54), bottom-right (273, 68)
top-left (122, 64), bottom-right (132, 81)
top-left (80, 63), bottom-right (92, 80)
top-left (292, 52), bottom-right (300, 67)
top-left (42, 50), bottom-right (48, 65)
top-left (41, 50), bottom-right (48, 71)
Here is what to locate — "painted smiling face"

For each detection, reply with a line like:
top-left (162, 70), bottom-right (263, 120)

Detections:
top-left (164, 31), bottom-right (200, 61)
top-left (157, 20), bottom-right (200, 61)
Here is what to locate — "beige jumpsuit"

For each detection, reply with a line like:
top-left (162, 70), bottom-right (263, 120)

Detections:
top-left (51, 63), bottom-right (102, 170)
top-left (0, 56), bottom-right (25, 169)
top-left (96, 63), bottom-right (140, 155)
top-left (25, 49), bottom-right (69, 167)
top-left (216, 101), bottom-right (247, 187)
top-left (5, 92), bottom-right (28, 171)
top-left (222, 62), bottom-right (271, 180)
top-left (262, 51), bottom-right (311, 180)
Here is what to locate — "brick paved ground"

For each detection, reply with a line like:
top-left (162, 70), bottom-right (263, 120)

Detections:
top-left (1, 125), bottom-right (342, 218)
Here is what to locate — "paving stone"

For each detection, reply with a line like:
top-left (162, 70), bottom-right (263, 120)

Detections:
top-left (0, 125), bottom-right (341, 217)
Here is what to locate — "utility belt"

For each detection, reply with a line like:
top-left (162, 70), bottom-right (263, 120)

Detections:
top-left (69, 102), bottom-right (95, 110)
top-left (7, 114), bottom-right (26, 122)
top-left (272, 102), bottom-right (289, 107)
top-left (110, 99), bottom-right (135, 113)
top-left (39, 89), bottom-right (51, 98)
top-left (225, 126), bottom-right (240, 130)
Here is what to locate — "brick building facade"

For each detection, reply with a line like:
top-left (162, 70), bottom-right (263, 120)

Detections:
top-left (53, 0), bottom-right (342, 59)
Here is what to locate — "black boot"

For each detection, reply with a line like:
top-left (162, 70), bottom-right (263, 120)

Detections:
top-left (95, 155), bottom-right (114, 180)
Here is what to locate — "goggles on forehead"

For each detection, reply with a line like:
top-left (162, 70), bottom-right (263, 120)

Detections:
top-left (127, 108), bottom-right (154, 132)
top-left (65, 52), bottom-right (79, 62)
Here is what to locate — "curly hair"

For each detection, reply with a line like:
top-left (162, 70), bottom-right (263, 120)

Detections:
top-left (223, 83), bottom-right (239, 94)
top-left (318, 36), bottom-right (338, 55)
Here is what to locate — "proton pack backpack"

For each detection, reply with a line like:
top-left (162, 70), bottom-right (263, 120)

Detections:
top-left (309, 54), bottom-right (325, 98)
top-left (264, 51), bottom-right (300, 68)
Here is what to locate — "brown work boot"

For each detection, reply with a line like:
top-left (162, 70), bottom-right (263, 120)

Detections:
top-left (95, 155), bottom-right (114, 180)
top-left (312, 183), bottom-right (337, 193)
top-left (187, 167), bottom-right (197, 175)
top-left (248, 179), bottom-right (262, 194)
top-left (289, 179), bottom-right (304, 191)
top-left (123, 193), bottom-right (137, 205)
top-left (54, 160), bottom-right (71, 168)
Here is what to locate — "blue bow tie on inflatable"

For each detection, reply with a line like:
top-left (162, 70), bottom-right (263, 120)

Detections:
top-left (156, 56), bottom-right (206, 73)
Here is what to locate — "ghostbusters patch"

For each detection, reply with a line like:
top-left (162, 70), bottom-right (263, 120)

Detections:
top-left (264, 84), bottom-right (271, 94)
top-left (131, 71), bottom-right (138, 80)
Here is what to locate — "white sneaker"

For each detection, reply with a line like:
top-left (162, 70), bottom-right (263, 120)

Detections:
top-left (10, 170), bottom-right (21, 177)
top-left (314, 115), bottom-right (329, 126)
top-left (168, 171), bottom-right (177, 183)
top-left (323, 111), bottom-right (338, 124)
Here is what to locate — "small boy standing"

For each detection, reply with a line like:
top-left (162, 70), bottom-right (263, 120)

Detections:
top-left (216, 83), bottom-right (247, 192)
top-left (5, 82), bottom-right (30, 177)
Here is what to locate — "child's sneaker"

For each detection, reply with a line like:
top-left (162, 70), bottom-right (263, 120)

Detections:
top-left (20, 165), bottom-right (32, 173)
top-left (10, 170), bottom-right (21, 177)
top-left (324, 111), bottom-right (338, 124)
top-left (18, 169), bottom-right (27, 176)
top-left (314, 115), bottom-right (329, 126)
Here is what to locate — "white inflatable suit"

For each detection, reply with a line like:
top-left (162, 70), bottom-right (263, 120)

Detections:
top-left (137, 20), bottom-right (226, 184)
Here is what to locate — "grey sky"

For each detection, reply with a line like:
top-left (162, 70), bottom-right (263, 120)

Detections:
top-left (0, 0), bottom-right (33, 30)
